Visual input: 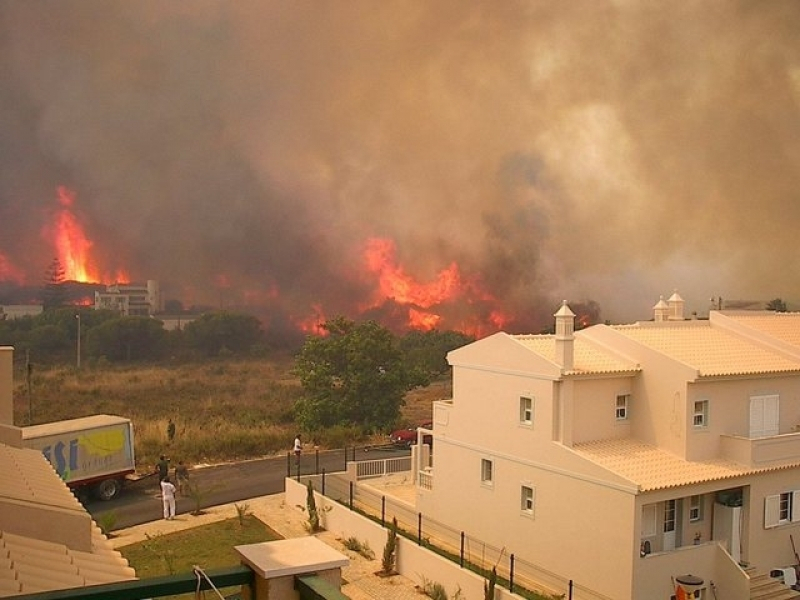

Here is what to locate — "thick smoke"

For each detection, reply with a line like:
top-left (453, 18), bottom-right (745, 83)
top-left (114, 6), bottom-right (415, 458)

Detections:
top-left (1, 1), bottom-right (799, 332)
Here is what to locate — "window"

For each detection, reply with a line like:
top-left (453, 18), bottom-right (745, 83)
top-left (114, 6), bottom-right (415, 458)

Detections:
top-left (664, 499), bottom-right (676, 533)
top-left (481, 459), bottom-right (493, 485)
top-left (641, 504), bottom-right (657, 537)
top-left (765, 491), bottom-right (800, 528)
top-left (521, 485), bottom-right (535, 515)
top-left (693, 400), bottom-right (709, 428)
top-left (616, 394), bottom-right (630, 421)
top-left (689, 495), bottom-right (703, 522)
top-left (520, 396), bottom-right (533, 425)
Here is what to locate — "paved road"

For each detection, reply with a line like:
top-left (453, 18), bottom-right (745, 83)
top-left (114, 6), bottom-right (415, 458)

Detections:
top-left (86, 446), bottom-right (407, 529)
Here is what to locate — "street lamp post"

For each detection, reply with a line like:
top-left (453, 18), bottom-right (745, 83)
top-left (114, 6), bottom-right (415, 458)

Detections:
top-left (75, 314), bottom-right (81, 369)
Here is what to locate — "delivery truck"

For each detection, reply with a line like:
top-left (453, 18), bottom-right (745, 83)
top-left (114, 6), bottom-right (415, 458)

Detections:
top-left (21, 414), bottom-right (137, 501)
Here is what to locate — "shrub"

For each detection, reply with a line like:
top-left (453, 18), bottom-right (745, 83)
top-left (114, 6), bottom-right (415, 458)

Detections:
top-left (381, 517), bottom-right (398, 575)
top-left (342, 536), bottom-right (375, 560)
top-left (305, 480), bottom-right (321, 532)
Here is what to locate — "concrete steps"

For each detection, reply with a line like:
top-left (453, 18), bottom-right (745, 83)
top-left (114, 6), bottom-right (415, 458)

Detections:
top-left (748, 569), bottom-right (800, 600)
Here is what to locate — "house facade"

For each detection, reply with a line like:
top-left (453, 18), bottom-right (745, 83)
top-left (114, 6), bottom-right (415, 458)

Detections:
top-left (416, 297), bottom-right (800, 599)
top-left (94, 280), bottom-right (161, 316)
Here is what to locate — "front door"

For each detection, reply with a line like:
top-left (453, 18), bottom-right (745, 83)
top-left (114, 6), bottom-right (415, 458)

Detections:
top-left (663, 499), bottom-right (677, 551)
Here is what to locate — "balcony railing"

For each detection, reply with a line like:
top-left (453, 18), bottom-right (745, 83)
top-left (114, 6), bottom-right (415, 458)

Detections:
top-left (720, 430), bottom-right (800, 467)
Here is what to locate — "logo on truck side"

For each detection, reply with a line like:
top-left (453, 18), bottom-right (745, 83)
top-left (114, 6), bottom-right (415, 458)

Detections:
top-left (41, 428), bottom-right (130, 482)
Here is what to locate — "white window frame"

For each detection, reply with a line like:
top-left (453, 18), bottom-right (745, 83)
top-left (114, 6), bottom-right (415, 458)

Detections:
top-left (765, 490), bottom-right (800, 528)
top-left (689, 495), bottom-right (703, 522)
top-left (520, 484), bottom-right (535, 516)
top-left (693, 400), bottom-right (709, 429)
top-left (616, 393), bottom-right (630, 421)
top-left (481, 458), bottom-right (494, 486)
top-left (519, 396), bottom-right (533, 426)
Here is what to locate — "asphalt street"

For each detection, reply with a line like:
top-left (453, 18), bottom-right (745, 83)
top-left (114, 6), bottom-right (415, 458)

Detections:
top-left (86, 445), bottom-right (406, 529)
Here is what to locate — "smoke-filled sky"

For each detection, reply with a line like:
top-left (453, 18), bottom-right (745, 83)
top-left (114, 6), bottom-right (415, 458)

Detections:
top-left (1, 1), bottom-right (799, 334)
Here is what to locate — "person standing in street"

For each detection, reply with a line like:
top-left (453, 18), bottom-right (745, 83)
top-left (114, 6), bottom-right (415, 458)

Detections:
top-left (160, 476), bottom-right (177, 520)
top-left (293, 434), bottom-right (302, 465)
top-left (156, 455), bottom-right (170, 482)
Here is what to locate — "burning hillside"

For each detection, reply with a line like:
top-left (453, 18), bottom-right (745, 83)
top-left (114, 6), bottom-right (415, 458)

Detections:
top-left (1, 3), bottom-right (798, 333)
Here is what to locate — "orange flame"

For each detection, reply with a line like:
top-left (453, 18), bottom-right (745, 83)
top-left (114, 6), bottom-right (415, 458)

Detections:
top-left (294, 303), bottom-right (328, 335)
top-left (364, 238), bottom-right (462, 309)
top-left (0, 252), bottom-right (25, 284)
top-left (362, 237), bottom-right (511, 334)
top-left (50, 186), bottom-right (99, 282)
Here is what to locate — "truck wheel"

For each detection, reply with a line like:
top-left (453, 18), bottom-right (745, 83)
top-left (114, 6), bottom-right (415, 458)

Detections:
top-left (95, 479), bottom-right (122, 501)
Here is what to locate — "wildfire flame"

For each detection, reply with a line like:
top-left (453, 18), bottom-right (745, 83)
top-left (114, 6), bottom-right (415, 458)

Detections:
top-left (362, 237), bottom-right (510, 334)
top-left (0, 252), bottom-right (25, 284)
top-left (51, 186), bottom-right (98, 282)
top-left (41, 186), bottom-right (129, 284)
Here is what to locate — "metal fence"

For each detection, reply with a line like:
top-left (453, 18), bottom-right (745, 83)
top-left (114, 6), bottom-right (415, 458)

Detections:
top-left (304, 470), bottom-right (614, 600)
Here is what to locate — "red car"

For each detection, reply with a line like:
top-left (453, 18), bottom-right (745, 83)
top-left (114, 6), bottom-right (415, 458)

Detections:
top-left (389, 421), bottom-right (433, 448)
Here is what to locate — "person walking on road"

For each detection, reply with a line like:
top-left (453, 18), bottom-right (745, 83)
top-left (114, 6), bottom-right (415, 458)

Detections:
top-left (160, 476), bottom-right (177, 520)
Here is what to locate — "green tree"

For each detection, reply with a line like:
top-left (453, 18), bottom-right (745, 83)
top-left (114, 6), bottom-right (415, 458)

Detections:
top-left (294, 317), bottom-right (425, 432)
top-left (86, 316), bottom-right (167, 362)
top-left (399, 329), bottom-right (474, 379)
top-left (183, 311), bottom-right (264, 357)
top-left (42, 258), bottom-right (66, 311)
top-left (766, 298), bottom-right (787, 312)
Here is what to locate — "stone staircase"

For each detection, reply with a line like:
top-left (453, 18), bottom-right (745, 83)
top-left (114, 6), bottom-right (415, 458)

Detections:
top-left (747, 566), bottom-right (800, 600)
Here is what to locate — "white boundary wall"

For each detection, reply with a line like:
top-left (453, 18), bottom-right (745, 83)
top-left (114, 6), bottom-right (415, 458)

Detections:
top-left (285, 477), bottom-right (526, 600)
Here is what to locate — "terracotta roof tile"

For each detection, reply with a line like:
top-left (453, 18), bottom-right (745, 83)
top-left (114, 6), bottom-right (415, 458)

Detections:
top-left (611, 321), bottom-right (800, 376)
top-left (513, 336), bottom-right (638, 375)
top-left (573, 438), bottom-right (800, 492)
top-left (723, 311), bottom-right (800, 349)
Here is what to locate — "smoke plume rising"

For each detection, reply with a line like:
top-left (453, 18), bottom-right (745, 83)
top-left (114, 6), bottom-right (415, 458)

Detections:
top-left (1, 1), bottom-right (799, 334)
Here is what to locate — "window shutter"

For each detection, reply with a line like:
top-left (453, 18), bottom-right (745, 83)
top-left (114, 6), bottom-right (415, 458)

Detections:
top-left (765, 494), bottom-right (780, 528)
top-left (792, 491), bottom-right (800, 523)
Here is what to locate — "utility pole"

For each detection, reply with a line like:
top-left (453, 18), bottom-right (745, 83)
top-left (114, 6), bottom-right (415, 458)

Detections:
top-left (75, 313), bottom-right (81, 369)
top-left (26, 349), bottom-right (32, 425)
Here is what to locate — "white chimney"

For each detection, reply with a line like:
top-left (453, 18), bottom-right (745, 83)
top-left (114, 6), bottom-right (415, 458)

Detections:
top-left (0, 347), bottom-right (13, 425)
top-left (668, 290), bottom-right (685, 320)
top-left (554, 300), bottom-right (575, 371)
top-left (653, 296), bottom-right (669, 322)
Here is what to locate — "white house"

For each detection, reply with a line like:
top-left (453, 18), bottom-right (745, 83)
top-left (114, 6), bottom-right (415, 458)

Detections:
top-left (416, 296), bottom-right (800, 599)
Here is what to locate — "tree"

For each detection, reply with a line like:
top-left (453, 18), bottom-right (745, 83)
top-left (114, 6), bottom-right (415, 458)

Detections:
top-left (42, 258), bottom-right (66, 311)
top-left (399, 329), bottom-right (474, 379)
top-left (183, 311), bottom-right (264, 357)
top-left (766, 298), bottom-right (787, 312)
top-left (294, 317), bottom-right (425, 432)
top-left (86, 316), bottom-right (167, 362)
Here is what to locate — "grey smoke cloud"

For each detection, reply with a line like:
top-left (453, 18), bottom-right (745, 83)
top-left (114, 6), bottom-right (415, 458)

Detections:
top-left (1, 1), bottom-right (799, 331)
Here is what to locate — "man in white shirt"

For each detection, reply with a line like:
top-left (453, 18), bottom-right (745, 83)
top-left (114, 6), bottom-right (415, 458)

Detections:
top-left (293, 434), bottom-right (302, 465)
top-left (160, 476), bottom-right (177, 520)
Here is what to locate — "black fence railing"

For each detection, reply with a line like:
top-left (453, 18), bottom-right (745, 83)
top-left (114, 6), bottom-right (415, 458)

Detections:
top-left (300, 471), bottom-right (614, 600)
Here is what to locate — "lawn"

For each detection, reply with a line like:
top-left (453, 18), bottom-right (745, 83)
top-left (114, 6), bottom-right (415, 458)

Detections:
top-left (119, 515), bottom-right (282, 581)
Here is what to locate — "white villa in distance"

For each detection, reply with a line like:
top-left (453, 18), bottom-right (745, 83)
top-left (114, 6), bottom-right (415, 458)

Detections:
top-left (415, 293), bottom-right (800, 600)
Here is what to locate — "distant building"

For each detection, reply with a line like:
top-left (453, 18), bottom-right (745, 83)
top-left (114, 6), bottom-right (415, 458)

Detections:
top-left (94, 280), bottom-right (161, 317)
top-left (0, 305), bottom-right (43, 320)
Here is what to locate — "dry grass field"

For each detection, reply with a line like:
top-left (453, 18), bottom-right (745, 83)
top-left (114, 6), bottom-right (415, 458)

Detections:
top-left (11, 356), bottom-right (451, 470)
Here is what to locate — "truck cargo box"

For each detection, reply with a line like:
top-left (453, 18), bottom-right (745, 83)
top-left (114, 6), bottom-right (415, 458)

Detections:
top-left (22, 414), bottom-right (135, 500)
